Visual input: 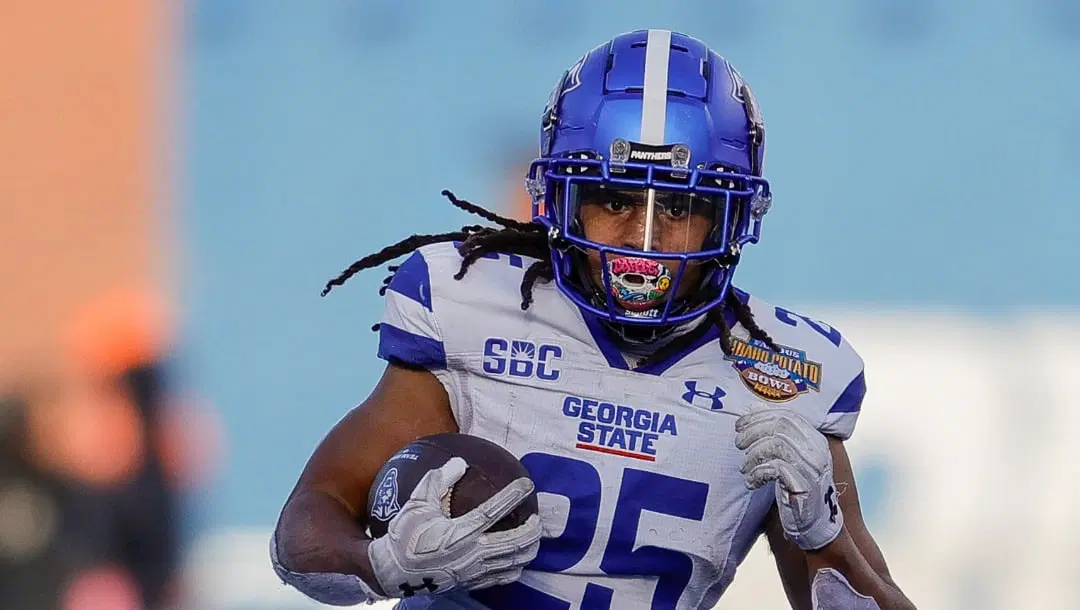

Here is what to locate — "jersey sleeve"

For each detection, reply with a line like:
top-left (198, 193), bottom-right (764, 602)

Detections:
top-left (818, 358), bottom-right (865, 441)
top-left (751, 297), bottom-right (867, 441)
top-left (376, 250), bottom-right (446, 370)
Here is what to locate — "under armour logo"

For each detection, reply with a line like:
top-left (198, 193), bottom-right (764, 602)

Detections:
top-left (682, 381), bottom-right (726, 410)
top-left (398, 578), bottom-right (439, 597)
top-left (825, 485), bottom-right (838, 523)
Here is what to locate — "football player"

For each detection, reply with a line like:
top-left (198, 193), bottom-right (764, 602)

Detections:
top-left (271, 29), bottom-right (916, 610)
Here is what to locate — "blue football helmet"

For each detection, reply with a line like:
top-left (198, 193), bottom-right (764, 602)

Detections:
top-left (528, 29), bottom-right (772, 338)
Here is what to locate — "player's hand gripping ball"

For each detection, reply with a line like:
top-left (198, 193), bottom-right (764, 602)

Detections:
top-left (364, 433), bottom-right (541, 599)
top-left (734, 404), bottom-right (843, 551)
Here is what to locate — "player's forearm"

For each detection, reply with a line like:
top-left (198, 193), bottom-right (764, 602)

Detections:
top-left (274, 489), bottom-right (385, 596)
top-left (806, 529), bottom-right (915, 609)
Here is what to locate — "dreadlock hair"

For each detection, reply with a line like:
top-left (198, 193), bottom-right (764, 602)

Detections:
top-left (321, 190), bottom-right (781, 364)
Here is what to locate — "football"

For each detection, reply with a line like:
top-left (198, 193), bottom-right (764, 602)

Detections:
top-left (365, 433), bottom-right (539, 539)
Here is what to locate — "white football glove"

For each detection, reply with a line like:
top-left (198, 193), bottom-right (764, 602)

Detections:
top-left (734, 404), bottom-right (843, 551)
top-left (367, 456), bottom-right (542, 599)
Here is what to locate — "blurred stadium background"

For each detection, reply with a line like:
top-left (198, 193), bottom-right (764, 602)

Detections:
top-left (2, 0), bottom-right (1079, 608)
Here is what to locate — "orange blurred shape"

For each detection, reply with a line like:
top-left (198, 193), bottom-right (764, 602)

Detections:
top-left (59, 287), bottom-right (225, 490)
top-left (506, 167), bottom-right (534, 222)
top-left (29, 380), bottom-right (145, 488)
top-left (61, 565), bottom-right (143, 610)
top-left (22, 287), bottom-right (174, 487)
top-left (65, 287), bottom-right (173, 378)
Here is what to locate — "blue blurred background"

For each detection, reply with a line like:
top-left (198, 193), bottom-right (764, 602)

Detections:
top-left (182, 0), bottom-right (1080, 526)
top-left (6, 1), bottom-right (1080, 608)
top-left (180, 1), bottom-right (1080, 607)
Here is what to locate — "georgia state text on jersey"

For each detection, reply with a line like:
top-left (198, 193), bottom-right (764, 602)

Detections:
top-left (375, 242), bottom-right (866, 610)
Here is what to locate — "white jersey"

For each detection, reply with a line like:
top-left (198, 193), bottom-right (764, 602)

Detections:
top-left (377, 242), bottom-right (865, 610)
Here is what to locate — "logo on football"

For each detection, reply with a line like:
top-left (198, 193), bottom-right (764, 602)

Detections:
top-left (370, 467), bottom-right (401, 522)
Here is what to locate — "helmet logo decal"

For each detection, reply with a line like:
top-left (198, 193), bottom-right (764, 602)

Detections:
top-left (540, 53), bottom-right (586, 156)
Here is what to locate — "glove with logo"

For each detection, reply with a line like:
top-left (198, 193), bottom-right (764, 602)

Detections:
top-left (734, 404), bottom-right (843, 551)
top-left (367, 456), bottom-right (543, 598)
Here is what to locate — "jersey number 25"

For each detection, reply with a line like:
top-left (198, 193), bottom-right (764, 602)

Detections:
top-left (473, 451), bottom-right (709, 609)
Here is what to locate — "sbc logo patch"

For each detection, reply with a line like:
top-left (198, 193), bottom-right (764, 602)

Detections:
top-left (482, 338), bottom-right (562, 381)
